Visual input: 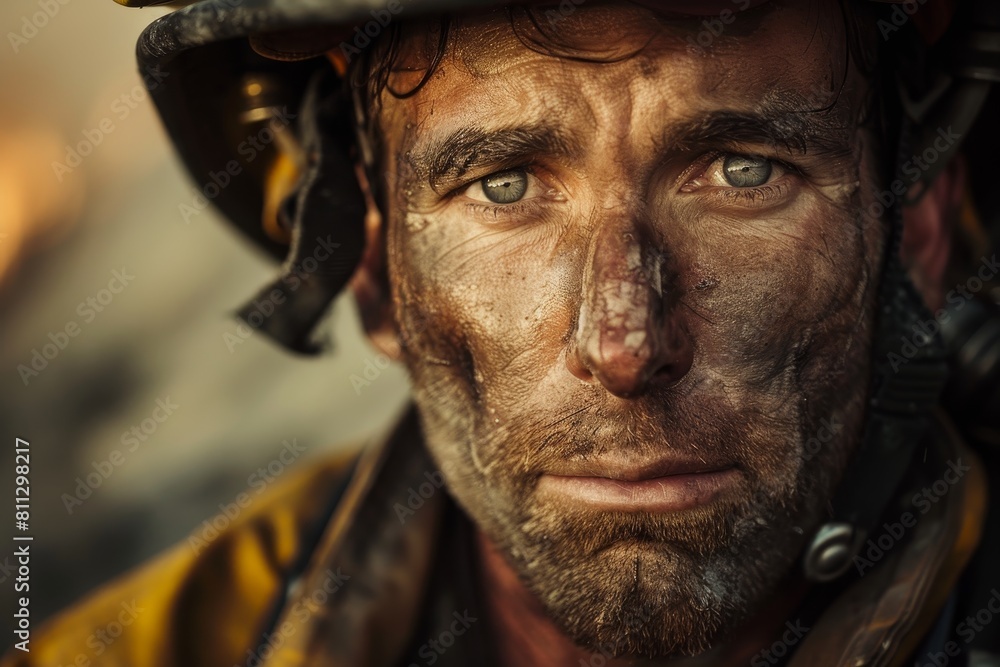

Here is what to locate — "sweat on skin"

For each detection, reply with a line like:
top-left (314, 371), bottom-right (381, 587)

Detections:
top-left (347, 1), bottom-right (896, 664)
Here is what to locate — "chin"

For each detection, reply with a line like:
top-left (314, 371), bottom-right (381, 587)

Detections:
top-left (476, 485), bottom-right (813, 659)
top-left (519, 539), bottom-right (749, 658)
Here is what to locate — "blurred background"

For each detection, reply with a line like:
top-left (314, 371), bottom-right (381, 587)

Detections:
top-left (3, 0), bottom-right (1000, 657)
top-left (0, 0), bottom-right (409, 631)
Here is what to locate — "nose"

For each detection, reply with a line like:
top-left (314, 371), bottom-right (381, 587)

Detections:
top-left (565, 219), bottom-right (693, 398)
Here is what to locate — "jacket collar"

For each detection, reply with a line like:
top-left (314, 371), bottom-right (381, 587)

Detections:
top-left (259, 406), bottom-right (986, 667)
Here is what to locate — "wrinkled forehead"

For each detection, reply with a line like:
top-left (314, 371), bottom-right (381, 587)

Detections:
top-left (375, 0), bottom-right (863, 159)
top-left (381, 0), bottom-right (852, 94)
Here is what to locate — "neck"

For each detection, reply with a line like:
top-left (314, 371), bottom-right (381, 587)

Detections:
top-left (474, 529), bottom-right (812, 667)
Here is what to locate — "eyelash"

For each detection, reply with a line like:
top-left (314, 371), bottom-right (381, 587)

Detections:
top-left (453, 152), bottom-right (798, 220)
top-left (678, 152), bottom-right (798, 210)
top-left (455, 168), bottom-right (557, 222)
top-left (465, 199), bottom-right (541, 220)
top-left (710, 181), bottom-right (792, 209)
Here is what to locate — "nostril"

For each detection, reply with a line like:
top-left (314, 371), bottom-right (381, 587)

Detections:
top-left (650, 355), bottom-right (692, 385)
top-left (564, 320), bottom-right (694, 397)
top-left (566, 332), bottom-right (660, 397)
top-left (564, 339), bottom-right (595, 383)
top-left (568, 220), bottom-right (693, 396)
top-left (649, 333), bottom-right (694, 388)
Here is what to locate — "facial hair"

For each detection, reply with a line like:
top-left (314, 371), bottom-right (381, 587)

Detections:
top-left (407, 364), bottom-right (857, 658)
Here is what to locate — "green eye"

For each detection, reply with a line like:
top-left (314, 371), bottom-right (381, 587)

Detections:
top-left (482, 169), bottom-right (528, 204)
top-left (723, 155), bottom-right (772, 187)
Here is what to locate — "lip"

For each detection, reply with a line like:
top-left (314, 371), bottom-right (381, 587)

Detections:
top-left (543, 454), bottom-right (735, 482)
top-left (537, 458), bottom-right (741, 513)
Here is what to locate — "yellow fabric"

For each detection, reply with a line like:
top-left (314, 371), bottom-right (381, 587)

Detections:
top-left (2, 420), bottom-right (988, 667)
top-left (958, 184), bottom-right (991, 260)
top-left (262, 151), bottom-right (299, 245)
top-left (2, 450), bottom-right (356, 667)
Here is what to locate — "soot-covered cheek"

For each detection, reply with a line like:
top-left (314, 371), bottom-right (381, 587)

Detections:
top-left (398, 208), bottom-right (567, 376)
top-left (674, 198), bottom-right (863, 354)
top-left (388, 206), bottom-right (501, 366)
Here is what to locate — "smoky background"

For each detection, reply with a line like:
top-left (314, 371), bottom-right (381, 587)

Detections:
top-left (0, 0), bottom-right (408, 633)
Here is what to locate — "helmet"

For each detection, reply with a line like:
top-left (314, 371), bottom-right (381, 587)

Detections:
top-left (115, 0), bottom-right (983, 250)
top-left (115, 0), bottom-right (999, 581)
top-left (116, 0), bottom-right (993, 339)
top-left (116, 0), bottom-right (506, 260)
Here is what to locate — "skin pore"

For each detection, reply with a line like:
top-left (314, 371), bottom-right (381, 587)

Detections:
top-left (347, 1), bottom-right (912, 664)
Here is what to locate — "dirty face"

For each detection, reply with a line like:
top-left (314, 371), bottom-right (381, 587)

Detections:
top-left (372, 0), bottom-right (885, 658)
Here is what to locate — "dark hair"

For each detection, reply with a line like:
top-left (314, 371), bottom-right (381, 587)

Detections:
top-left (348, 1), bottom-right (903, 193)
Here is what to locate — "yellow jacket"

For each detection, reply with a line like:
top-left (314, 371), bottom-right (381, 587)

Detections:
top-left (3, 408), bottom-right (989, 667)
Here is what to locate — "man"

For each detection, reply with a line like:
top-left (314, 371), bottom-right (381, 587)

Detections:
top-left (6, 0), bottom-right (998, 665)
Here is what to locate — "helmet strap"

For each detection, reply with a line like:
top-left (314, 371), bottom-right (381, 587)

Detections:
top-left (803, 116), bottom-right (950, 582)
top-left (235, 68), bottom-right (367, 353)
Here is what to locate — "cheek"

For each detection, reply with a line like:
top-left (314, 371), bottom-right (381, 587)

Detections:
top-left (390, 209), bottom-right (580, 398)
top-left (670, 193), bottom-right (878, 482)
top-left (670, 194), bottom-right (873, 385)
top-left (391, 190), bottom-right (877, 409)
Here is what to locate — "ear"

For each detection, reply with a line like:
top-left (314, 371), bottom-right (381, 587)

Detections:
top-left (349, 163), bottom-right (403, 360)
top-left (900, 156), bottom-right (966, 311)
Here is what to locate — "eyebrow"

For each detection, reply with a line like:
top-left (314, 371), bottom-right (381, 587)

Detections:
top-left (663, 101), bottom-right (855, 159)
top-left (407, 96), bottom-right (855, 193)
top-left (409, 124), bottom-right (584, 193)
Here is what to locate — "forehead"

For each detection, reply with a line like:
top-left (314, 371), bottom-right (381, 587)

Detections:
top-left (378, 0), bottom-right (857, 149)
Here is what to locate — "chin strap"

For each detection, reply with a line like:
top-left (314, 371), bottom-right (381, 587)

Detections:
top-left (802, 114), bottom-right (950, 583)
top-left (803, 232), bottom-right (950, 584)
top-left (235, 67), bottom-right (367, 354)
top-left (803, 0), bottom-right (1000, 582)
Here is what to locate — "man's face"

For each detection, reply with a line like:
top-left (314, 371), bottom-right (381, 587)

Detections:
top-left (373, 0), bottom-right (884, 657)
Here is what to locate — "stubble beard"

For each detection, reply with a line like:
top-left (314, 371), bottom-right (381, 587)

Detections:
top-left (498, 485), bottom-right (809, 657)
top-left (412, 383), bottom-right (844, 659)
